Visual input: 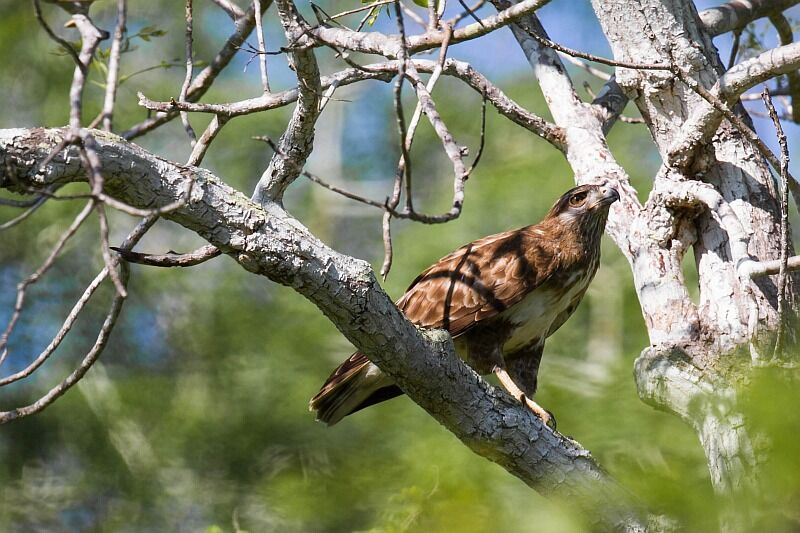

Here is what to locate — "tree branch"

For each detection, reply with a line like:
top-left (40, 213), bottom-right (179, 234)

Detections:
top-left (138, 59), bottom-right (565, 149)
top-left (251, 0), bottom-right (321, 204)
top-left (307, 0), bottom-right (551, 58)
top-left (698, 0), bottom-right (800, 37)
top-left (122, 0), bottom-right (272, 140)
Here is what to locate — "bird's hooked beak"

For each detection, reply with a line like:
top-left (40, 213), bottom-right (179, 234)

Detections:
top-left (598, 185), bottom-right (620, 206)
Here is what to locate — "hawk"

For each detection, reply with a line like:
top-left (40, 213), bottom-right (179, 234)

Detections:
top-left (310, 183), bottom-right (619, 428)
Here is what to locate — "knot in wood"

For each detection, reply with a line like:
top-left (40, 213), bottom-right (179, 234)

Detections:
top-left (237, 252), bottom-right (260, 273)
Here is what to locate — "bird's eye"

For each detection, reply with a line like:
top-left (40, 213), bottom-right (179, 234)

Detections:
top-left (568, 192), bottom-right (587, 207)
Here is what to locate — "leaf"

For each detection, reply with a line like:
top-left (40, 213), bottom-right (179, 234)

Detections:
top-left (366, 5), bottom-right (384, 26)
top-left (414, 0), bottom-right (444, 15)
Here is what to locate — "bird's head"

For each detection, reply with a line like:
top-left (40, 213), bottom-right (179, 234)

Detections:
top-left (545, 183), bottom-right (619, 241)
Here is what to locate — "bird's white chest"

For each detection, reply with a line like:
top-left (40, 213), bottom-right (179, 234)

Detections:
top-left (501, 269), bottom-right (592, 351)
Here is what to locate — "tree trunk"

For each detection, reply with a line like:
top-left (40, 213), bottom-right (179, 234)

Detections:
top-left (592, 0), bottom-right (797, 517)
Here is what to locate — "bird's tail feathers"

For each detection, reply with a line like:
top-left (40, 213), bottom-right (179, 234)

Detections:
top-left (309, 353), bottom-right (400, 425)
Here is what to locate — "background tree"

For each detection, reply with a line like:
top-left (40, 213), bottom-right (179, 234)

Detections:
top-left (1, 0), bottom-right (799, 530)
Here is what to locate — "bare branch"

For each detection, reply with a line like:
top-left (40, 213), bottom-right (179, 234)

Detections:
top-left (309, 0), bottom-right (551, 58)
top-left (0, 201), bottom-right (95, 362)
top-left (253, 0), bottom-right (271, 92)
top-left (0, 196), bottom-right (48, 231)
top-left (427, 0), bottom-right (439, 31)
top-left (762, 89), bottom-right (790, 355)
top-left (747, 256), bottom-right (800, 278)
top-left (720, 42), bottom-right (800, 100)
top-left (699, 0), bottom-right (800, 37)
top-left (449, 0), bottom-right (486, 27)
top-left (101, 0), bottom-right (127, 131)
top-left (326, 0), bottom-right (395, 22)
top-left (33, 0), bottom-right (83, 70)
top-left (251, 0), bottom-right (322, 204)
top-left (767, 13), bottom-right (800, 122)
top-left (0, 214), bottom-right (158, 423)
top-left (111, 244), bottom-right (221, 267)
top-left (668, 64), bottom-right (800, 213)
top-left (403, 62), bottom-right (469, 221)
top-left (138, 59), bottom-right (564, 149)
top-left (381, 0), bottom-right (411, 280)
top-left (513, 21), bottom-right (670, 71)
top-left (210, 0), bottom-right (246, 20)
top-left (0, 267), bottom-right (108, 386)
top-left (67, 10), bottom-right (108, 131)
top-left (0, 273), bottom-right (127, 425)
top-left (188, 115), bottom-right (229, 166)
top-left (122, 0), bottom-right (273, 140)
top-left (558, 51), bottom-right (611, 81)
top-left (179, 0), bottom-right (198, 145)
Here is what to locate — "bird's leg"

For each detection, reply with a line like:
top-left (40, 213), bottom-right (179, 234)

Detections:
top-left (493, 366), bottom-right (556, 429)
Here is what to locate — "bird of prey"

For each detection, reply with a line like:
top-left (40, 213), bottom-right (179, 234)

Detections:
top-left (310, 183), bottom-right (619, 428)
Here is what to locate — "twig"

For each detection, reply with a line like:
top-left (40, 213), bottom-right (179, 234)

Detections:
top-left (400, 23), bottom-right (452, 212)
top-left (122, 1), bottom-right (274, 140)
top-left (0, 272), bottom-right (127, 424)
top-left (0, 201), bottom-right (94, 362)
top-left (0, 267), bottom-right (108, 386)
top-left (210, 0), bottom-right (246, 20)
top-left (762, 88), bottom-right (790, 356)
top-left (671, 65), bottom-right (800, 213)
top-left (768, 13), bottom-right (800, 122)
top-left (136, 58), bottom-right (565, 148)
top-left (403, 63), bottom-right (469, 221)
top-left (101, 0), bottom-right (127, 131)
top-left (327, 0), bottom-right (394, 21)
top-left (310, 0), bottom-right (552, 58)
top-left (517, 23), bottom-right (670, 71)
top-left (381, 0), bottom-right (411, 280)
top-left (427, 0), bottom-right (439, 31)
top-left (740, 88), bottom-right (790, 101)
top-left (399, 3), bottom-right (427, 29)
top-left (559, 52), bottom-right (611, 81)
top-left (0, 196), bottom-right (48, 231)
top-left (253, 0), bottom-right (271, 92)
top-left (317, 80), bottom-right (340, 113)
top-left (78, 143), bottom-right (127, 297)
top-left (0, 216), bottom-right (158, 423)
top-left (32, 0), bottom-right (83, 70)
top-left (747, 256), bottom-right (800, 278)
top-left (251, 0), bottom-right (322, 204)
top-left (0, 196), bottom-right (42, 208)
top-left (451, 0), bottom-right (485, 27)
top-left (111, 244), bottom-right (222, 267)
top-left (467, 95), bottom-right (487, 175)
top-left (67, 11), bottom-right (108, 131)
top-left (180, 0), bottom-right (198, 145)
top-left (187, 115), bottom-right (229, 166)
top-left (728, 28), bottom-right (741, 69)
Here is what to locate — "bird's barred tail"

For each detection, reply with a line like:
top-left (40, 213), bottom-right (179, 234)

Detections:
top-left (309, 352), bottom-right (402, 425)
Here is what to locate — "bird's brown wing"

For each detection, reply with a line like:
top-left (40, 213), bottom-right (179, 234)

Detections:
top-left (310, 226), bottom-right (558, 424)
top-left (397, 227), bottom-right (555, 337)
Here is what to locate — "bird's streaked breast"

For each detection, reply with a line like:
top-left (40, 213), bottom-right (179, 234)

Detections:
top-left (501, 267), bottom-right (594, 352)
